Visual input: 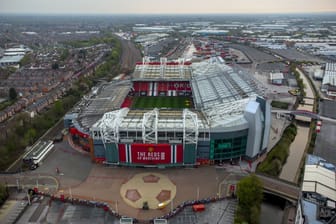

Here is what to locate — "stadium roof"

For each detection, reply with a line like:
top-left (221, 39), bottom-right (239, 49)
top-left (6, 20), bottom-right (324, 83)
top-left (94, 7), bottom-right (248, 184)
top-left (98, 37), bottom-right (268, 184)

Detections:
top-left (92, 108), bottom-right (207, 144)
top-left (191, 60), bottom-right (260, 109)
top-left (75, 80), bottom-right (131, 131)
top-left (132, 57), bottom-right (192, 81)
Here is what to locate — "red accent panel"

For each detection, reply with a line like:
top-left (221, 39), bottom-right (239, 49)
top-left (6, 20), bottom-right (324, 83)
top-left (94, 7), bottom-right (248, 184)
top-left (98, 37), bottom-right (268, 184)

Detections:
top-left (176, 144), bottom-right (183, 163)
top-left (69, 127), bottom-right (77, 135)
top-left (133, 82), bottom-right (150, 92)
top-left (121, 96), bottom-right (132, 108)
top-left (130, 143), bottom-right (171, 164)
top-left (69, 127), bottom-right (89, 138)
top-left (95, 157), bottom-right (106, 163)
top-left (157, 82), bottom-right (168, 92)
top-left (118, 144), bottom-right (127, 162)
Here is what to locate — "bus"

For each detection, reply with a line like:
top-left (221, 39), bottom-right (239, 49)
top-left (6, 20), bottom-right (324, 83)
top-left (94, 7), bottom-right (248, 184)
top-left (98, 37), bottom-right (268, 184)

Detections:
top-left (23, 141), bottom-right (54, 170)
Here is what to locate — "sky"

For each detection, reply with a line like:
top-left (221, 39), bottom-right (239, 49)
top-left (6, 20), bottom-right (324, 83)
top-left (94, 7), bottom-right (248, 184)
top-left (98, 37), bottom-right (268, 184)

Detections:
top-left (0, 0), bottom-right (335, 14)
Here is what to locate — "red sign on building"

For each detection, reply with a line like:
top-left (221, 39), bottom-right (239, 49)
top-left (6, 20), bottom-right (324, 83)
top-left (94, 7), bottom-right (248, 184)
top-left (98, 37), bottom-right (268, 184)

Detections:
top-left (131, 144), bottom-right (171, 164)
top-left (118, 143), bottom-right (183, 164)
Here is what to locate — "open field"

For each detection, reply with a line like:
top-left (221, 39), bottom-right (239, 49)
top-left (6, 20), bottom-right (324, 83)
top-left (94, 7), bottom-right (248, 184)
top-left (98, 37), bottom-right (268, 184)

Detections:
top-left (131, 96), bottom-right (193, 109)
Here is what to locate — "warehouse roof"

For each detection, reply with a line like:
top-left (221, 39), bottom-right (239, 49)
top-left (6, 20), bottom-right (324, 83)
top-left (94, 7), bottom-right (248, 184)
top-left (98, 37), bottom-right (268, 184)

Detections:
top-left (323, 63), bottom-right (336, 87)
top-left (302, 155), bottom-right (336, 202)
top-left (270, 72), bottom-right (284, 80)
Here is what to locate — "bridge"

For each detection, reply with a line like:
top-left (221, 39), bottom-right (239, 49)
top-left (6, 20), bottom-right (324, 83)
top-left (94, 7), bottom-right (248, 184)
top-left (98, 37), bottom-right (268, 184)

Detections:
top-left (219, 172), bottom-right (300, 204)
top-left (272, 109), bottom-right (336, 124)
top-left (256, 173), bottom-right (300, 204)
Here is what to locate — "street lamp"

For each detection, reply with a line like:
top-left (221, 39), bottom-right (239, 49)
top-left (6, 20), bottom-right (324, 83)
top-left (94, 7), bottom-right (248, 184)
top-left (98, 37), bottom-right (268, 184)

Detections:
top-left (196, 186), bottom-right (200, 200)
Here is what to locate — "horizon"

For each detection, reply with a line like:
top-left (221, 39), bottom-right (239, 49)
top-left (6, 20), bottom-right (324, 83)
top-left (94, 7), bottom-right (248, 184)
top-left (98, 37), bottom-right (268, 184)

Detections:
top-left (1, 0), bottom-right (336, 15)
top-left (1, 11), bottom-right (336, 16)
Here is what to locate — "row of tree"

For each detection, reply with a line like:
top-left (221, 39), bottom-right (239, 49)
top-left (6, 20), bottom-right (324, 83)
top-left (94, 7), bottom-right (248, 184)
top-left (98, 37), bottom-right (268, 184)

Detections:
top-left (290, 63), bottom-right (306, 98)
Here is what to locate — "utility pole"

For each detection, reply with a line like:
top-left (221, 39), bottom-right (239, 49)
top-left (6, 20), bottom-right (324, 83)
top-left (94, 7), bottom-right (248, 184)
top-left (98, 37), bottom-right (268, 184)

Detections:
top-left (197, 186), bottom-right (200, 200)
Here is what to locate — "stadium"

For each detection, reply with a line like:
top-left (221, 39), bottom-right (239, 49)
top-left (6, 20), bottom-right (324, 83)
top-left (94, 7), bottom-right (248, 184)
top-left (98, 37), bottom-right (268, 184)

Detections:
top-left (64, 57), bottom-right (271, 167)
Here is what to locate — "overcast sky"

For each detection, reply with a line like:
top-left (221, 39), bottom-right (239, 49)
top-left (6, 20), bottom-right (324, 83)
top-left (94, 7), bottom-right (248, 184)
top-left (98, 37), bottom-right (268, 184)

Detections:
top-left (0, 0), bottom-right (335, 14)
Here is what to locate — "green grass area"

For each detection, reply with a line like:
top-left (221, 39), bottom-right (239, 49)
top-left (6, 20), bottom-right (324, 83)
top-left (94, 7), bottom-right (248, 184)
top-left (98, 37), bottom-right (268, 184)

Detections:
top-left (257, 123), bottom-right (297, 177)
top-left (271, 101), bottom-right (290, 110)
top-left (0, 99), bottom-right (15, 111)
top-left (131, 96), bottom-right (193, 109)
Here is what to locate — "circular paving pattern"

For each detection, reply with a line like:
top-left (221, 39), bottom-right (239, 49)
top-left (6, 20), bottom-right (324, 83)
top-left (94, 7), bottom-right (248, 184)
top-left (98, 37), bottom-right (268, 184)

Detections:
top-left (120, 172), bottom-right (176, 209)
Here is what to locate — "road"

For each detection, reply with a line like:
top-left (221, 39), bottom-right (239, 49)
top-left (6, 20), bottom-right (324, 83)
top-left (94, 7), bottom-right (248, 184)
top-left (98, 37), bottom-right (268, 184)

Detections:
top-left (257, 174), bottom-right (300, 202)
top-left (272, 109), bottom-right (336, 124)
top-left (0, 173), bottom-right (58, 193)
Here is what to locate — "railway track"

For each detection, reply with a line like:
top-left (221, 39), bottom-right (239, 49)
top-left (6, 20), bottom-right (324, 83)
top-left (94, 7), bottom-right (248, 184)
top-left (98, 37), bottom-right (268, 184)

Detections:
top-left (119, 39), bottom-right (142, 72)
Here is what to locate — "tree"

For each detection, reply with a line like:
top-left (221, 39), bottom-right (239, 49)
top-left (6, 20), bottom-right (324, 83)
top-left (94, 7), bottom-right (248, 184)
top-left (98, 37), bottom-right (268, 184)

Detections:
top-left (51, 62), bottom-right (59, 70)
top-left (0, 183), bottom-right (9, 206)
top-left (19, 54), bottom-right (32, 67)
top-left (53, 100), bottom-right (64, 116)
top-left (235, 174), bottom-right (263, 224)
top-left (24, 128), bottom-right (37, 145)
top-left (9, 87), bottom-right (17, 100)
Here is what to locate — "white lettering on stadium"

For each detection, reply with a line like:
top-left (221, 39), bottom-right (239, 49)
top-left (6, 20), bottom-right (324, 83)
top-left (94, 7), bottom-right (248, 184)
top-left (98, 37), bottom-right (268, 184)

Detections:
top-left (136, 151), bottom-right (165, 161)
top-left (173, 83), bottom-right (190, 89)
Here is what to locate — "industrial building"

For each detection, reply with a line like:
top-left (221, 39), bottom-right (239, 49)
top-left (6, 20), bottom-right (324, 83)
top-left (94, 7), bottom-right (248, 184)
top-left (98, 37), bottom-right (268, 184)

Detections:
top-left (0, 46), bottom-right (31, 67)
top-left (322, 63), bottom-right (336, 98)
top-left (295, 155), bottom-right (336, 224)
top-left (269, 72), bottom-right (284, 85)
top-left (64, 57), bottom-right (271, 167)
top-left (132, 26), bottom-right (174, 33)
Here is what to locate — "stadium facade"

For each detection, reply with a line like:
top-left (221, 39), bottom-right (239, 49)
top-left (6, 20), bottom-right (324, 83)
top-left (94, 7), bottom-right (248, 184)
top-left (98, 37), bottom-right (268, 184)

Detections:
top-left (64, 57), bottom-right (271, 167)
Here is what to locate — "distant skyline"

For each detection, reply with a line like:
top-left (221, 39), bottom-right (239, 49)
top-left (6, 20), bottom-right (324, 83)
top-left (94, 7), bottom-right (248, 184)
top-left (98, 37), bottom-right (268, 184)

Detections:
top-left (0, 0), bottom-right (335, 15)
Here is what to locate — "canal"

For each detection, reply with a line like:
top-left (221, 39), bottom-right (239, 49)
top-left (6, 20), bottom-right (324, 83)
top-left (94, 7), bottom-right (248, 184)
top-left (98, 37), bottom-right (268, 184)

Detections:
top-left (260, 202), bottom-right (284, 224)
top-left (279, 68), bottom-right (315, 182)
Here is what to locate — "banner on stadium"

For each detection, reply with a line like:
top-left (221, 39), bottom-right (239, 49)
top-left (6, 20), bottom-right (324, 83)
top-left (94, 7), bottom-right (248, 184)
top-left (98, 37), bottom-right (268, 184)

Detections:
top-left (118, 143), bottom-right (183, 164)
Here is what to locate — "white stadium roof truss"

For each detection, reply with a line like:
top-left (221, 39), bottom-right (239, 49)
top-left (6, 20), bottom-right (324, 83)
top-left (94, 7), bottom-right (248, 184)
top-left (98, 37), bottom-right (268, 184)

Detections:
top-left (142, 108), bottom-right (159, 143)
top-left (97, 108), bottom-right (129, 145)
top-left (183, 109), bottom-right (199, 145)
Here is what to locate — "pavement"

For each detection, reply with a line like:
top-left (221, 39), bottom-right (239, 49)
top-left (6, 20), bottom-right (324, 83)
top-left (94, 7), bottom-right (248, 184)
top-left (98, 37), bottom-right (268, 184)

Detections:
top-left (120, 172), bottom-right (176, 209)
top-left (314, 120), bottom-right (336, 165)
top-left (55, 164), bottom-right (245, 221)
top-left (0, 137), bottom-right (249, 221)
top-left (168, 199), bottom-right (237, 224)
top-left (0, 191), bottom-right (28, 224)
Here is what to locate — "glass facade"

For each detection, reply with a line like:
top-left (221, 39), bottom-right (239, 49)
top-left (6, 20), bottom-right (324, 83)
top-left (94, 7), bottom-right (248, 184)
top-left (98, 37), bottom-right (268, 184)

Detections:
top-left (210, 136), bottom-right (247, 160)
